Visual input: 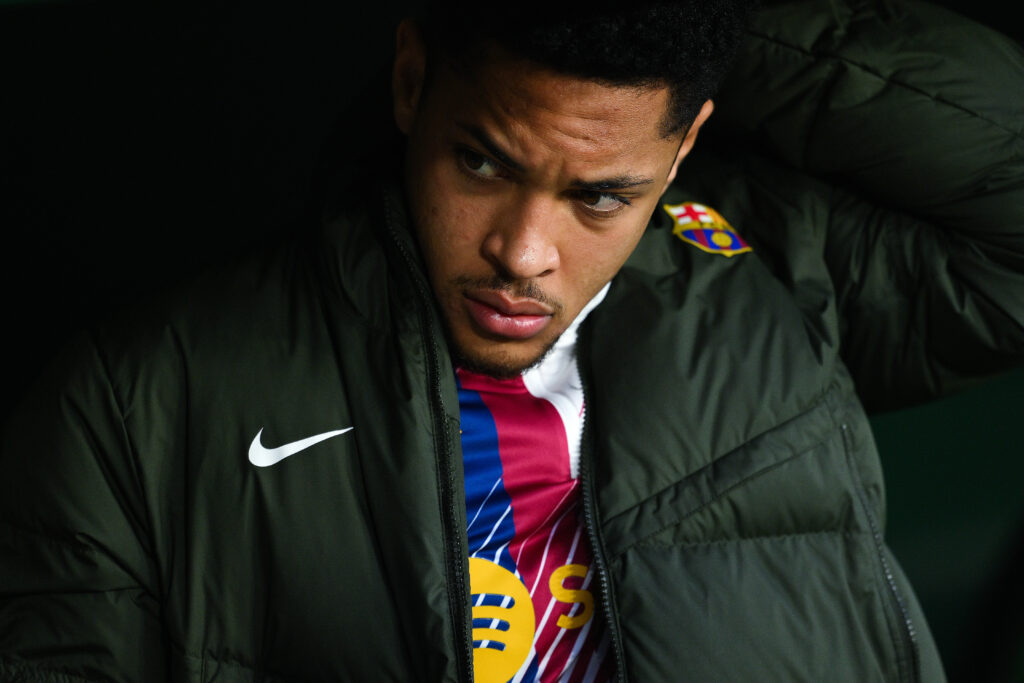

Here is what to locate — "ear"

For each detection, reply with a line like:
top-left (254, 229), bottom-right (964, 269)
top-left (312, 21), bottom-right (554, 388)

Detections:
top-left (393, 19), bottom-right (427, 135)
top-left (664, 99), bottom-right (714, 188)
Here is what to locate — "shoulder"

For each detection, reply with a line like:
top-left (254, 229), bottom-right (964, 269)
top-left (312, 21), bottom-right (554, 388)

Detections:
top-left (100, 185), bottom-right (395, 370)
top-left (11, 184), bottom-right (398, 449)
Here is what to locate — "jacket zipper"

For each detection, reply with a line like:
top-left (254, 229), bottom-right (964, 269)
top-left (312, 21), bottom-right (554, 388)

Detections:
top-left (841, 423), bottom-right (920, 683)
top-left (385, 198), bottom-right (474, 683)
top-left (577, 327), bottom-right (628, 682)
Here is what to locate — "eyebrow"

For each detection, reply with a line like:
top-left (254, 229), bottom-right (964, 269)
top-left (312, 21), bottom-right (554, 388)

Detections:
top-left (569, 175), bottom-right (655, 192)
top-left (457, 122), bottom-right (527, 173)
top-left (456, 121), bottom-right (656, 192)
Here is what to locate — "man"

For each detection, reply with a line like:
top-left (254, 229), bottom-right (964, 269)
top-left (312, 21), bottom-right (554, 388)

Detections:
top-left (389, 6), bottom-right (729, 681)
top-left (1, 0), bottom-right (1022, 681)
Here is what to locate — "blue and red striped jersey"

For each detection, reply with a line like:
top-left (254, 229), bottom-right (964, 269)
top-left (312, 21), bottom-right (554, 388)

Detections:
top-left (456, 285), bottom-right (613, 683)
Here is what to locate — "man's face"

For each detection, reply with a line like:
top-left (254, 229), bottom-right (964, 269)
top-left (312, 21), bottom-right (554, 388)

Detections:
top-left (393, 23), bottom-right (711, 377)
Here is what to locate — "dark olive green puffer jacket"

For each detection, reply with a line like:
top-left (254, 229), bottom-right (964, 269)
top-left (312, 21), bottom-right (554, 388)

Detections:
top-left (1, 1), bottom-right (1021, 681)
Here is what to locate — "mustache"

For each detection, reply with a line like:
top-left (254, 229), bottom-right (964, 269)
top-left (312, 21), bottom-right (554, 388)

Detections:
top-left (453, 275), bottom-right (564, 314)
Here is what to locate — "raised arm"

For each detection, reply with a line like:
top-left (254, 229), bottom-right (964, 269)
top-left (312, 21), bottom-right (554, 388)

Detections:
top-left (707, 0), bottom-right (1024, 410)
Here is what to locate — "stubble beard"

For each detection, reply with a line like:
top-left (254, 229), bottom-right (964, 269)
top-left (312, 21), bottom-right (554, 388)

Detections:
top-left (445, 274), bottom-right (565, 379)
top-left (450, 333), bottom-right (561, 380)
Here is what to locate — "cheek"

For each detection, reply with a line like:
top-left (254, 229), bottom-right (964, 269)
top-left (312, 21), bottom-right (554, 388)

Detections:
top-left (432, 192), bottom-right (497, 257)
top-left (422, 207), bottom-right (475, 264)
top-left (414, 197), bottom-right (488, 285)
top-left (574, 223), bottom-right (646, 272)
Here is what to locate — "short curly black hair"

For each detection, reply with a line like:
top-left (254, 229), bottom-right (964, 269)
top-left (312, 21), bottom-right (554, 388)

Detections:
top-left (421, 0), bottom-right (755, 136)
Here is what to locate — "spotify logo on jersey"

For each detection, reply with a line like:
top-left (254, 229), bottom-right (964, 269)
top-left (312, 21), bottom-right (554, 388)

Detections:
top-left (469, 557), bottom-right (596, 683)
top-left (470, 558), bottom-right (536, 682)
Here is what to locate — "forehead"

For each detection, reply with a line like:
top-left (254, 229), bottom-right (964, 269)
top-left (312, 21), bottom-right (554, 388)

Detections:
top-left (428, 56), bottom-right (677, 165)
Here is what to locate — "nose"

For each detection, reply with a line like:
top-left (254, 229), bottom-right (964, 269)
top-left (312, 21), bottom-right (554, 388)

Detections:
top-left (481, 194), bottom-right (561, 280)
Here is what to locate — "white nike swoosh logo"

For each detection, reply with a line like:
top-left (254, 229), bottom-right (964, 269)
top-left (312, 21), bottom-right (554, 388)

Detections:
top-left (248, 426), bottom-right (354, 467)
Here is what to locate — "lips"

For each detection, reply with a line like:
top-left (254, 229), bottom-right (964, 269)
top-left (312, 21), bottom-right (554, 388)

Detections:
top-left (464, 290), bottom-right (554, 340)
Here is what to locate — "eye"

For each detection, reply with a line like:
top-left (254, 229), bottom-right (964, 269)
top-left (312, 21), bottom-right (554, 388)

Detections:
top-left (577, 191), bottom-right (629, 216)
top-left (458, 149), bottom-right (503, 179)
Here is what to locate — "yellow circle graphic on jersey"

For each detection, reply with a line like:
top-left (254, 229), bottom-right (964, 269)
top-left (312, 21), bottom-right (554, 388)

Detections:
top-left (469, 557), bottom-right (536, 683)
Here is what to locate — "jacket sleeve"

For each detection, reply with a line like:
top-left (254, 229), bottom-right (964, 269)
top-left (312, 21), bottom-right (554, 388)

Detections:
top-left (712, 0), bottom-right (1024, 411)
top-left (0, 333), bottom-right (166, 681)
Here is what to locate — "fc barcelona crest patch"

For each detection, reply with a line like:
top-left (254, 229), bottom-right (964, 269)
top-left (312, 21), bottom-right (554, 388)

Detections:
top-left (662, 202), bottom-right (751, 257)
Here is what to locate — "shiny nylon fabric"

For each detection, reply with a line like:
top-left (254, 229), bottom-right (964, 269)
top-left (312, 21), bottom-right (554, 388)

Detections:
top-left (2, 0), bottom-right (1023, 680)
top-left (710, 0), bottom-right (1024, 410)
top-left (578, 1), bottom-right (1024, 678)
top-left (1, 204), bottom-right (467, 680)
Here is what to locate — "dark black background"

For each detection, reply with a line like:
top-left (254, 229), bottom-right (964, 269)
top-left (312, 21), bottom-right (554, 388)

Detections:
top-left (2, 0), bottom-right (1022, 679)
top-left (0, 0), bottom-right (409, 417)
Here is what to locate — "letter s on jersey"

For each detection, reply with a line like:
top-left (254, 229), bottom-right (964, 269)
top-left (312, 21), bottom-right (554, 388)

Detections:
top-left (549, 564), bottom-right (594, 629)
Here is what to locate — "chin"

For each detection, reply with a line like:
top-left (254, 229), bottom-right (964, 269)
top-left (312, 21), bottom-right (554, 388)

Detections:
top-left (451, 337), bottom-right (558, 379)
